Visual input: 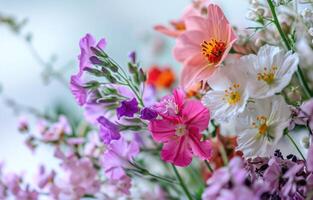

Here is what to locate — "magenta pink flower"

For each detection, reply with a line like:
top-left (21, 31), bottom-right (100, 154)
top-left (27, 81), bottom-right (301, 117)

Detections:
top-left (173, 4), bottom-right (237, 90)
top-left (149, 88), bottom-right (211, 167)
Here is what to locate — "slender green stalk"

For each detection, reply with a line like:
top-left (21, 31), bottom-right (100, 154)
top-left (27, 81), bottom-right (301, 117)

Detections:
top-left (204, 160), bottom-right (213, 173)
top-left (219, 145), bottom-right (229, 165)
top-left (171, 164), bottom-right (193, 200)
top-left (129, 162), bottom-right (178, 185)
top-left (285, 132), bottom-right (306, 161)
top-left (267, 0), bottom-right (313, 99)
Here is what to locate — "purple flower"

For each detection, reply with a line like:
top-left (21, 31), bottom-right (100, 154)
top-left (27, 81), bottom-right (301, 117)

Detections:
top-left (140, 107), bottom-right (158, 120)
top-left (202, 157), bottom-right (268, 200)
top-left (307, 141), bottom-right (313, 172)
top-left (78, 33), bottom-right (106, 75)
top-left (282, 163), bottom-right (304, 197)
top-left (263, 158), bottom-right (281, 191)
top-left (116, 98), bottom-right (139, 119)
top-left (53, 150), bottom-right (101, 199)
top-left (101, 137), bottom-right (139, 180)
top-left (292, 98), bottom-right (313, 133)
top-left (97, 116), bottom-right (120, 144)
top-left (70, 75), bottom-right (87, 106)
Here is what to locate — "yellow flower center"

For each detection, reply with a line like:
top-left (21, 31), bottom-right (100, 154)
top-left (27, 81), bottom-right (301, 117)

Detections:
top-left (201, 39), bottom-right (227, 64)
top-left (257, 66), bottom-right (277, 85)
top-left (175, 124), bottom-right (187, 136)
top-left (223, 83), bottom-right (241, 105)
top-left (252, 115), bottom-right (269, 136)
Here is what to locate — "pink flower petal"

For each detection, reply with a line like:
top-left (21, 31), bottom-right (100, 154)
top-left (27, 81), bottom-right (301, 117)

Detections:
top-left (182, 99), bottom-right (210, 131)
top-left (173, 88), bottom-right (186, 110)
top-left (154, 25), bottom-right (181, 38)
top-left (185, 16), bottom-right (210, 32)
top-left (180, 57), bottom-right (215, 90)
top-left (173, 30), bottom-right (205, 62)
top-left (188, 128), bottom-right (212, 160)
top-left (161, 136), bottom-right (193, 167)
top-left (148, 119), bottom-right (176, 142)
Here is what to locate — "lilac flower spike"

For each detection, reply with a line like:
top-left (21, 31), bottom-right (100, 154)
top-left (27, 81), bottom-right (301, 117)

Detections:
top-left (78, 33), bottom-right (106, 75)
top-left (97, 116), bottom-right (120, 144)
top-left (116, 98), bottom-right (139, 119)
top-left (70, 75), bottom-right (87, 106)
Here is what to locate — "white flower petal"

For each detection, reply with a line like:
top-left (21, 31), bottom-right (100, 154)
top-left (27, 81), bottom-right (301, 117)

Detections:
top-left (235, 95), bottom-right (290, 158)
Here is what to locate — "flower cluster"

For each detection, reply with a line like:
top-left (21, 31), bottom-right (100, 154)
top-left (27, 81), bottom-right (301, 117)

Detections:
top-left (4, 0), bottom-right (313, 199)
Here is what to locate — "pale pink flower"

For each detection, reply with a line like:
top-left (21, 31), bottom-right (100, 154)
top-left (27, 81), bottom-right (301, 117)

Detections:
top-left (154, 0), bottom-right (210, 37)
top-left (40, 116), bottom-right (72, 142)
top-left (107, 175), bottom-right (132, 195)
top-left (173, 4), bottom-right (237, 90)
top-left (36, 165), bottom-right (55, 189)
top-left (149, 88), bottom-right (212, 167)
top-left (102, 137), bottom-right (139, 180)
top-left (53, 149), bottom-right (101, 199)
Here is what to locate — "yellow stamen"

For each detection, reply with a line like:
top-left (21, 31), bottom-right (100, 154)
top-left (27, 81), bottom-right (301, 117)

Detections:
top-left (257, 66), bottom-right (277, 85)
top-left (201, 39), bottom-right (227, 64)
top-left (223, 83), bottom-right (241, 105)
top-left (252, 115), bottom-right (269, 136)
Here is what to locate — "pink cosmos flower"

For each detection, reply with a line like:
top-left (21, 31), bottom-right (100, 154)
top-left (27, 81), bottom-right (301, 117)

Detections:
top-left (154, 0), bottom-right (211, 38)
top-left (173, 4), bottom-right (237, 90)
top-left (149, 88), bottom-right (211, 167)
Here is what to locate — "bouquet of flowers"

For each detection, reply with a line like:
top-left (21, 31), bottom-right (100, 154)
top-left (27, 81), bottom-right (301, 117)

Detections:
top-left (3, 0), bottom-right (313, 199)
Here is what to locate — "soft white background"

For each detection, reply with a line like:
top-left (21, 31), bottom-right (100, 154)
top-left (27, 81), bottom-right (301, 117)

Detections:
top-left (3, 0), bottom-right (301, 179)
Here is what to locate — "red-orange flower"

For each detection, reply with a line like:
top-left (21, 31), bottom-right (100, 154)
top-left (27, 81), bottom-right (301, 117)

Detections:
top-left (147, 66), bottom-right (175, 89)
top-left (201, 127), bottom-right (243, 180)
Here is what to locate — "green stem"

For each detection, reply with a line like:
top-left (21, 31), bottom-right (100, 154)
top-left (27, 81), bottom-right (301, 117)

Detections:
top-left (117, 70), bottom-right (145, 107)
top-left (129, 162), bottom-right (178, 185)
top-left (204, 160), bottom-right (213, 173)
top-left (171, 164), bottom-right (193, 200)
top-left (219, 145), bottom-right (229, 165)
top-left (267, 0), bottom-right (313, 99)
top-left (285, 132), bottom-right (306, 161)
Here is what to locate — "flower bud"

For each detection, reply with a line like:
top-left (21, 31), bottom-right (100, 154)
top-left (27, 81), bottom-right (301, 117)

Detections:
top-left (256, 7), bottom-right (265, 17)
top-left (301, 8), bottom-right (313, 20)
top-left (246, 10), bottom-right (258, 21)
top-left (302, 136), bottom-right (310, 149)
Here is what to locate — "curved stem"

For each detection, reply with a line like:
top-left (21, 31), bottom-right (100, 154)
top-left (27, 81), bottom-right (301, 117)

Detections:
top-left (204, 160), bottom-right (213, 173)
top-left (267, 0), bottom-right (313, 99)
top-left (285, 132), bottom-right (306, 161)
top-left (171, 164), bottom-right (193, 200)
top-left (219, 145), bottom-right (229, 165)
top-left (129, 162), bottom-right (178, 185)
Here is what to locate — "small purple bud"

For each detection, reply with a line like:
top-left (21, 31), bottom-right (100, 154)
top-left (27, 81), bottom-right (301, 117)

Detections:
top-left (140, 107), bottom-right (158, 120)
top-left (116, 98), bottom-right (139, 120)
top-left (128, 51), bottom-right (136, 64)
top-left (89, 56), bottom-right (102, 65)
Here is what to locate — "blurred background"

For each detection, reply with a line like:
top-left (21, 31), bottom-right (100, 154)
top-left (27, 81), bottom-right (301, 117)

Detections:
top-left (0, 0), bottom-right (250, 174)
